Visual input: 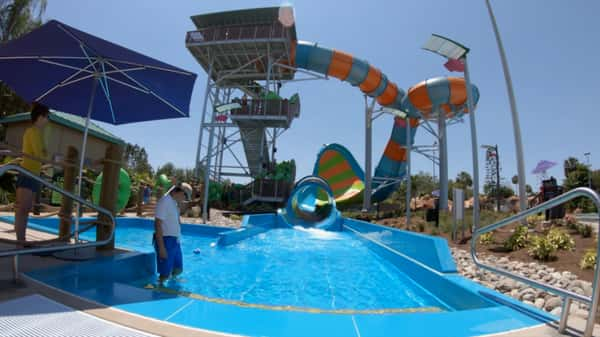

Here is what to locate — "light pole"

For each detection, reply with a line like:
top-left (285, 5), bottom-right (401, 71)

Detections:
top-left (585, 152), bottom-right (592, 189)
top-left (484, 0), bottom-right (527, 216)
top-left (422, 34), bottom-right (481, 230)
top-left (482, 144), bottom-right (501, 212)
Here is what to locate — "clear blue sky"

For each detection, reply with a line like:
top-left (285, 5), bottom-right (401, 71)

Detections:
top-left (44, 0), bottom-right (599, 191)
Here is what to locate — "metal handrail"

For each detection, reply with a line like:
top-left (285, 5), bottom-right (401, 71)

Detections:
top-left (471, 187), bottom-right (600, 337)
top-left (0, 164), bottom-right (116, 280)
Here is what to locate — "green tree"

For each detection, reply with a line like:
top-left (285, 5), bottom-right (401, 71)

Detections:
top-left (526, 184), bottom-right (533, 195)
top-left (156, 162), bottom-right (175, 178)
top-left (453, 171), bottom-right (474, 200)
top-left (0, 0), bottom-right (47, 116)
top-left (455, 171), bottom-right (473, 189)
top-left (123, 143), bottom-right (153, 176)
top-left (564, 157), bottom-right (586, 178)
top-left (484, 182), bottom-right (514, 199)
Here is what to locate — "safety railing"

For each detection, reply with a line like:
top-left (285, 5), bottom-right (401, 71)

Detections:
top-left (471, 187), bottom-right (600, 337)
top-left (186, 23), bottom-right (287, 44)
top-left (230, 98), bottom-right (300, 120)
top-left (0, 164), bottom-right (116, 281)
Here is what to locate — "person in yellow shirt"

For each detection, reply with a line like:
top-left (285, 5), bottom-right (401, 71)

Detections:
top-left (15, 103), bottom-right (50, 245)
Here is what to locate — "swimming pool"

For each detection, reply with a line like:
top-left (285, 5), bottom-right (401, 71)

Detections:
top-left (13, 215), bottom-right (556, 337)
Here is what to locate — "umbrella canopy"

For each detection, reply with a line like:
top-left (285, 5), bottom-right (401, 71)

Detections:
top-left (0, 20), bottom-right (197, 124)
top-left (532, 160), bottom-right (557, 174)
top-left (0, 20), bottom-right (197, 245)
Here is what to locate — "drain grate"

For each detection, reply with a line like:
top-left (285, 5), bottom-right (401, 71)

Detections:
top-left (0, 294), bottom-right (157, 337)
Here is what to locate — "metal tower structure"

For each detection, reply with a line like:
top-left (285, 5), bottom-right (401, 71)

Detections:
top-left (186, 8), bottom-right (324, 221)
top-left (415, 110), bottom-right (465, 210)
top-left (484, 145), bottom-right (501, 210)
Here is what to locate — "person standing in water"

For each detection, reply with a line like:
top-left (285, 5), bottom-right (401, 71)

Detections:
top-left (154, 186), bottom-right (186, 284)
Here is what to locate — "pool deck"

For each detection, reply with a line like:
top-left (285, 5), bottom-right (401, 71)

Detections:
top-left (1, 219), bottom-right (600, 336)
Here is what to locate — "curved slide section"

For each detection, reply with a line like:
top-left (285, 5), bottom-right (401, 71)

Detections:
top-left (279, 176), bottom-right (343, 231)
top-left (294, 41), bottom-right (406, 109)
top-left (293, 41), bottom-right (480, 204)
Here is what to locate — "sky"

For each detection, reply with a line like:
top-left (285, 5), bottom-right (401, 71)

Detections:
top-left (43, 0), bottom-right (600, 191)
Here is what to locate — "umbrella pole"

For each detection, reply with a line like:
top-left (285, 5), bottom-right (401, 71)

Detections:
top-left (74, 78), bottom-right (98, 243)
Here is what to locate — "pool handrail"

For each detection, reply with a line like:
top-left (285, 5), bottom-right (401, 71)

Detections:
top-left (0, 164), bottom-right (116, 281)
top-left (471, 187), bottom-right (600, 337)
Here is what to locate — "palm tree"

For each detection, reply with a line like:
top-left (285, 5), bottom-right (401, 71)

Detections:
top-left (0, 0), bottom-right (47, 116)
top-left (0, 0), bottom-right (46, 42)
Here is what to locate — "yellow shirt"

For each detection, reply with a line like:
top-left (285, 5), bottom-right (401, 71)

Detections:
top-left (21, 126), bottom-right (47, 175)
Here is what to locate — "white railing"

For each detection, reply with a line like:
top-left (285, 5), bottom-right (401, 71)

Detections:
top-left (471, 187), bottom-right (600, 337)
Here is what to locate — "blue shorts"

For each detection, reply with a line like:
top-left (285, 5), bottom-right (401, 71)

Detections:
top-left (16, 174), bottom-right (40, 193)
top-left (153, 235), bottom-right (182, 278)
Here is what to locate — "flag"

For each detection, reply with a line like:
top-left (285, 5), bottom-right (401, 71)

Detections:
top-left (444, 58), bottom-right (465, 72)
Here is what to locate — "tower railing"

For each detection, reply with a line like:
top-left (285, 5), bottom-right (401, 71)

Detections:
top-left (186, 23), bottom-right (288, 44)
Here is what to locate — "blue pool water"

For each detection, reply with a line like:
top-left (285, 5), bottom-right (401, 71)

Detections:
top-left (13, 216), bottom-right (556, 337)
top-left (135, 227), bottom-right (447, 311)
top-left (19, 216), bottom-right (446, 311)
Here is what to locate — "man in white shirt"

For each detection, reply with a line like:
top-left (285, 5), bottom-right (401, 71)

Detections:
top-left (154, 186), bottom-right (186, 283)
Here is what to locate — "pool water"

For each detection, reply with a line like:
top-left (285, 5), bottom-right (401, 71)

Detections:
top-left (21, 216), bottom-right (447, 311)
top-left (16, 216), bottom-right (556, 337)
top-left (134, 227), bottom-right (448, 311)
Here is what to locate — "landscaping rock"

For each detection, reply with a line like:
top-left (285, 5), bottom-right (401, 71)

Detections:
top-left (550, 307), bottom-right (562, 316)
top-left (582, 283), bottom-right (593, 297)
top-left (544, 297), bottom-right (562, 312)
top-left (534, 298), bottom-right (545, 309)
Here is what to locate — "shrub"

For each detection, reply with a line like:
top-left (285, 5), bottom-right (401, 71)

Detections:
top-left (580, 249), bottom-right (597, 270)
top-left (565, 214), bottom-right (579, 230)
top-left (479, 232), bottom-right (494, 245)
top-left (528, 235), bottom-right (557, 261)
top-left (504, 225), bottom-right (529, 251)
top-left (578, 224), bottom-right (593, 238)
top-left (417, 222), bottom-right (426, 233)
top-left (430, 227), bottom-right (440, 236)
top-left (547, 228), bottom-right (575, 251)
top-left (230, 214), bottom-right (241, 221)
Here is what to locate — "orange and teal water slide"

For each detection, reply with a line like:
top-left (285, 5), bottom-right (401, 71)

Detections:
top-left (292, 40), bottom-right (479, 205)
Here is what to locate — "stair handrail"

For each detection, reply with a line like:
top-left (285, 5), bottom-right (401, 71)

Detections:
top-left (0, 164), bottom-right (116, 280)
top-left (471, 187), bottom-right (600, 337)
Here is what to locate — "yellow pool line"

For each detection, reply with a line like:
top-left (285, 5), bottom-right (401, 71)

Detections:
top-left (149, 286), bottom-right (443, 315)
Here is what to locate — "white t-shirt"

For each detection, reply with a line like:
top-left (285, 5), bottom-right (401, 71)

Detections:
top-left (155, 194), bottom-right (181, 237)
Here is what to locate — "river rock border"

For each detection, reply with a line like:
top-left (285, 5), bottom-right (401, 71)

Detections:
top-left (452, 248), bottom-right (592, 319)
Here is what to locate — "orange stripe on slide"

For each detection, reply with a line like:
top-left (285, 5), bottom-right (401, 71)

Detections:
top-left (409, 117), bottom-right (419, 128)
top-left (359, 66), bottom-right (382, 93)
top-left (290, 40), bottom-right (297, 66)
top-left (394, 117), bottom-right (419, 128)
top-left (330, 176), bottom-right (359, 191)
top-left (408, 80), bottom-right (432, 112)
top-left (440, 104), bottom-right (454, 118)
top-left (376, 82), bottom-right (399, 106)
top-left (319, 150), bottom-right (339, 165)
top-left (328, 50), bottom-right (353, 80)
top-left (320, 160), bottom-right (351, 179)
top-left (384, 140), bottom-right (407, 162)
top-left (448, 77), bottom-right (467, 105)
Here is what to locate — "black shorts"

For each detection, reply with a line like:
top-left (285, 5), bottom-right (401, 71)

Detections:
top-left (16, 174), bottom-right (40, 193)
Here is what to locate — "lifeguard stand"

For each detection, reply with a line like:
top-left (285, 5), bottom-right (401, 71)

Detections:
top-left (187, 7), bottom-right (310, 216)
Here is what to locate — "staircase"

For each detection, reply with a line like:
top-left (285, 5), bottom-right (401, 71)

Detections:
top-left (238, 127), bottom-right (269, 176)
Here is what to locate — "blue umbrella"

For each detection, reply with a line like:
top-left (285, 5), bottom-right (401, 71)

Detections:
top-left (0, 20), bottom-right (197, 241)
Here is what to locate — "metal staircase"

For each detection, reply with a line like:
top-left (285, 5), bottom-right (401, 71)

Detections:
top-left (238, 126), bottom-right (269, 176)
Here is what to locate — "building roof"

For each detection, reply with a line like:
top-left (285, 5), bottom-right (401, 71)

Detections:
top-left (0, 110), bottom-right (124, 145)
